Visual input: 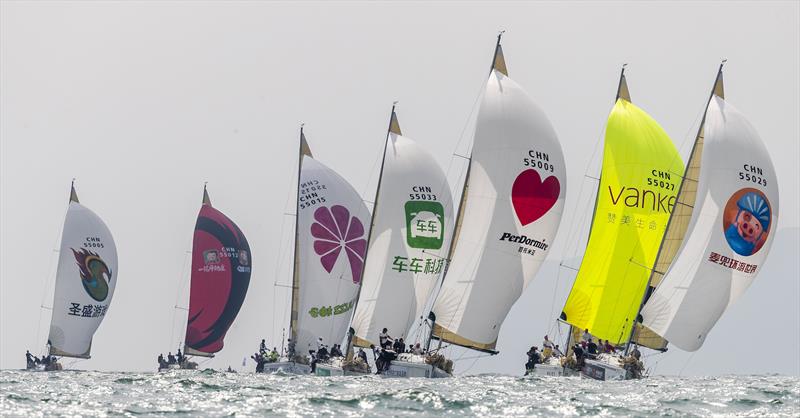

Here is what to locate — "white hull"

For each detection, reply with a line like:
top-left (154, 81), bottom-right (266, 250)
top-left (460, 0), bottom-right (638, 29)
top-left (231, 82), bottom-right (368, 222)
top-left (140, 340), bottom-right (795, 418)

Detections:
top-left (260, 361), bottom-right (311, 375)
top-left (25, 362), bottom-right (62, 372)
top-left (381, 359), bottom-right (450, 378)
top-left (314, 363), bottom-right (370, 376)
top-left (581, 355), bottom-right (629, 381)
top-left (528, 363), bottom-right (578, 377)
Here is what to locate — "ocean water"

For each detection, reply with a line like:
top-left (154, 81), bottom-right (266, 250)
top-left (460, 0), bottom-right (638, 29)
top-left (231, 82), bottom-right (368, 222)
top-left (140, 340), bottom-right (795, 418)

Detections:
top-left (0, 370), bottom-right (797, 417)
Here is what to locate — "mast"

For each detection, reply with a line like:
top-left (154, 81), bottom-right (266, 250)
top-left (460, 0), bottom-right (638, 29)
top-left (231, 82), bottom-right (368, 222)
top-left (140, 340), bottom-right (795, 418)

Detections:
top-left (426, 33), bottom-right (508, 354)
top-left (624, 60), bottom-right (726, 353)
top-left (289, 125), bottom-right (313, 346)
top-left (345, 104), bottom-right (396, 353)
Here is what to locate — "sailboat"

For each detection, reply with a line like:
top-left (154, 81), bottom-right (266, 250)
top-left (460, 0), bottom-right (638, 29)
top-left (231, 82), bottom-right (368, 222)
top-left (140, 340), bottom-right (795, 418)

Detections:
top-left (31, 181), bottom-right (118, 371)
top-left (422, 33), bottom-right (567, 372)
top-left (320, 105), bottom-right (455, 378)
top-left (640, 63), bottom-right (779, 353)
top-left (537, 67), bottom-right (685, 380)
top-left (160, 185), bottom-right (252, 371)
top-left (263, 126), bottom-right (371, 374)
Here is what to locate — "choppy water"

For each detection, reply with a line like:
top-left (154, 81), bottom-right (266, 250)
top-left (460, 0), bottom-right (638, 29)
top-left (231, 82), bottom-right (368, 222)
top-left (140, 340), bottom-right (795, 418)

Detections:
top-left (0, 370), bottom-right (797, 417)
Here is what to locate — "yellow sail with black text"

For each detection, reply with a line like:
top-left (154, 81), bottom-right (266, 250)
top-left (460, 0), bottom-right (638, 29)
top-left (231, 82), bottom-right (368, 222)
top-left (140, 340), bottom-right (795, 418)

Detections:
top-left (561, 73), bottom-right (684, 345)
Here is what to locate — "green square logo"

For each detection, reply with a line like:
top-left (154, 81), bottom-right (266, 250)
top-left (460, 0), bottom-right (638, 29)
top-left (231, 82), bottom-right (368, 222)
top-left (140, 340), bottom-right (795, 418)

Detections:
top-left (404, 201), bottom-right (445, 249)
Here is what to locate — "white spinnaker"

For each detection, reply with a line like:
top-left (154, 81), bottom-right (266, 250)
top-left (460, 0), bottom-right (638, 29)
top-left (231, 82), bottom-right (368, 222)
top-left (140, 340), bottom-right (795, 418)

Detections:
top-left (48, 202), bottom-right (118, 358)
top-left (641, 97), bottom-right (779, 352)
top-left (352, 133), bottom-right (454, 346)
top-left (431, 69), bottom-right (566, 350)
top-left (295, 156), bottom-right (371, 354)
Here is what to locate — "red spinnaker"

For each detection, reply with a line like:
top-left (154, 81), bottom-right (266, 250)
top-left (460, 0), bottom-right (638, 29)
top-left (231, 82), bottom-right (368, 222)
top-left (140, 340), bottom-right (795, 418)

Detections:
top-left (184, 203), bottom-right (251, 355)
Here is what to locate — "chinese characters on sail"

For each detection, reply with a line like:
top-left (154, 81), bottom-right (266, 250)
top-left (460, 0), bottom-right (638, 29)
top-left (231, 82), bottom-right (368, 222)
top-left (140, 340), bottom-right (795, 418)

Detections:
top-left (707, 251), bottom-right (758, 273)
top-left (67, 302), bottom-right (108, 318)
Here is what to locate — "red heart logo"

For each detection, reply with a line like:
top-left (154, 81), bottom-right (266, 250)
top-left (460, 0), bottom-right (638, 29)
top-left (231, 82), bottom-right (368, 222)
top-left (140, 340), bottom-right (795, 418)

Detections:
top-left (511, 169), bottom-right (560, 226)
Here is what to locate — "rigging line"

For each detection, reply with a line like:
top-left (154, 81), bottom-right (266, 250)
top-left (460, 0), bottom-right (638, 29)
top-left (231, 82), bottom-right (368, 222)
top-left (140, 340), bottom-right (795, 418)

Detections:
top-left (435, 74), bottom-right (487, 221)
top-left (35, 194), bottom-right (72, 351)
top-left (360, 140), bottom-right (384, 200)
top-left (546, 266), bottom-right (566, 329)
top-left (417, 71), bottom-right (487, 347)
top-left (170, 250), bottom-right (191, 349)
top-left (455, 353), bottom-right (493, 362)
top-left (678, 351), bottom-right (697, 377)
top-left (458, 355), bottom-right (483, 375)
top-left (272, 181), bottom-right (295, 345)
top-left (555, 117), bottom-right (607, 268)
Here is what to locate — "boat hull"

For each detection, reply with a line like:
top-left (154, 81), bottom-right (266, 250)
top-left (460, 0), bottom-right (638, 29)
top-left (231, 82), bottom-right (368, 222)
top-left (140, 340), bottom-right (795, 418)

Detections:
top-left (528, 364), bottom-right (579, 377)
top-left (260, 361), bottom-right (311, 375)
top-left (380, 360), bottom-right (450, 378)
top-left (314, 364), bottom-right (370, 376)
top-left (26, 362), bottom-right (62, 372)
top-left (581, 358), bottom-right (628, 381)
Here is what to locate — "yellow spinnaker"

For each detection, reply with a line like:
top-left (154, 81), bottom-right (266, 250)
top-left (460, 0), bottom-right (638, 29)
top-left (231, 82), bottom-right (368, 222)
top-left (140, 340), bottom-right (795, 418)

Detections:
top-left (562, 99), bottom-right (684, 345)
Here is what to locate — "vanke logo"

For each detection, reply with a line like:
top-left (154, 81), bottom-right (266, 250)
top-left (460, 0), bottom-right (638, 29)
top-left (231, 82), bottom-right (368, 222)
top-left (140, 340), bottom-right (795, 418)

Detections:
top-left (607, 186), bottom-right (676, 213)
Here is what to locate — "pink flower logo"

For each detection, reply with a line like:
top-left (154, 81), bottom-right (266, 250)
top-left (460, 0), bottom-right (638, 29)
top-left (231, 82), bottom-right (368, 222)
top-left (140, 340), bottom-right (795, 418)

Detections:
top-left (311, 205), bottom-right (367, 284)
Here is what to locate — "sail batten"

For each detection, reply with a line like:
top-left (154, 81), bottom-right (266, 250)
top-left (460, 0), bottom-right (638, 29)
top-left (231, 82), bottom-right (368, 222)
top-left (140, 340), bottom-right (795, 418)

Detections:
top-left (69, 180), bottom-right (79, 203)
top-left (616, 65), bottom-right (631, 102)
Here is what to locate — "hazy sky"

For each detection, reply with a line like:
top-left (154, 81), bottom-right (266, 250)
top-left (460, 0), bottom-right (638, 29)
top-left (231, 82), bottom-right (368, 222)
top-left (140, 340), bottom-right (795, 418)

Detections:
top-left (1, 1), bottom-right (798, 376)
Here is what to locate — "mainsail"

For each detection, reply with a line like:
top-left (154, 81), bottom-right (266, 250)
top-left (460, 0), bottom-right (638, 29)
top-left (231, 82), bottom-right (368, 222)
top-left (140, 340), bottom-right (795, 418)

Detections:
top-left (430, 35), bottom-right (567, 352)
top-left (48, 182), bottom-right (118, 359)
top-left (560, 68), bottom-right (684, 345)
top-left (641, 66), bottom-right (779, 352)
top-left (351, 108), bottom-right (454, 347)
top-left (291, 128), bottom-right (371, 355)
top-left (184, 186), bottom-right (252, 357)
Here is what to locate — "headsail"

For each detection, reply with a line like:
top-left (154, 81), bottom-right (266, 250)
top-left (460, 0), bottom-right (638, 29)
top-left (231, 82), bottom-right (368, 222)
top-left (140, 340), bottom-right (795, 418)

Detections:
top-left (48, 182), bottom-right (118, 359)
top-left (351, 107), bottom-right (454, 347)
top-left (431, 36), bottom-right (567, 352)
top-left (292, 129), bottom-right (370, 355)
top-left (184, 186), bottom-right (252, 357)
top-left (641, 66), bottom-right (779, 351)
top-left (560, 69), bottom-right (684, 345)
top-left (631, 65), bottom-right (727, 351)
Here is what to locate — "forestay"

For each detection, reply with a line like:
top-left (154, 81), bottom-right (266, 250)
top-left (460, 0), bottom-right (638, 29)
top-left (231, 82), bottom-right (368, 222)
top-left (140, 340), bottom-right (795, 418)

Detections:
top-left (294, 144), bottom-right (371, 355)
top-left (184, 188), bottom-right (251, 356)
top-left (561, 73), bottom-right (684, 346)
top-left (432, 41), bottom-right (566, 352)
top-left (642, 80), bottom-right (779, 352)
top-left (48, 184), bottom-right (118, 359)
top-left (352, 111), bottom-right (453, 347)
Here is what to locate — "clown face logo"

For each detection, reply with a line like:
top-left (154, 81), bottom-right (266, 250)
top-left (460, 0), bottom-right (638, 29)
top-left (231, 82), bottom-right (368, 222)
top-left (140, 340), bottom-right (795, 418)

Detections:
top-left (722, 188), bottom-right (772, 257)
